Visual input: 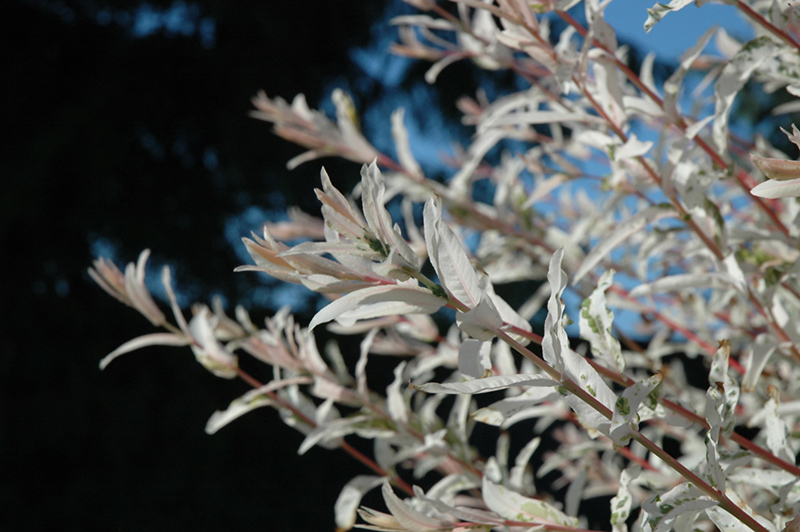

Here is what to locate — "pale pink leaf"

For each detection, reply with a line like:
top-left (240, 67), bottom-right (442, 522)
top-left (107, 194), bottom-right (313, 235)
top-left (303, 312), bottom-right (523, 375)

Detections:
top-left (204, 377), bottom-right (311, 435)
top-left (750, 176), bottom-right (800, 198)
top-left (335, 476), bottom-right (384, 531)
top-left (381, 482), bottom-right (452, 532)
top-left (99, 332), bottom-right (189, 370)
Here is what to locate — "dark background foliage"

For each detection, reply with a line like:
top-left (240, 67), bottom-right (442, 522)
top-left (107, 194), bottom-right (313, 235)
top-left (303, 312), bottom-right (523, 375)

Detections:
top-left (2, 1), bottom-right (394, 529)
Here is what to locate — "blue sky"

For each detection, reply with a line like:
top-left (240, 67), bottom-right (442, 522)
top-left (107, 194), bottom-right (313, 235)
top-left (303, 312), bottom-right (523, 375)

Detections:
top-left (606, 0), bottom-right (754, 61)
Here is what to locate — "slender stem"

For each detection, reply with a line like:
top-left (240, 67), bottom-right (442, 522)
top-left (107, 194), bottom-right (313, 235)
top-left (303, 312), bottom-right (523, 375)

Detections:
top-left (734, 0), bottom-right (800, 51)
top-left (633, 431), bottom-right (770, 532)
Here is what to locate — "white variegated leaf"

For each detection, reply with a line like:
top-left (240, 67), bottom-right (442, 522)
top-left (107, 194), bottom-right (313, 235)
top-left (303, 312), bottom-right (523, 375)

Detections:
top-left (414, 374), bottom-right (556, 394)
top-left (610, 467), bottom-right (639, 532)
top-left (641, 482), bottom-right (715, 532)
top-left (579, 269), bottom-right (624, 371)
top-left (644, 0), bottom-right (696, 32)
top-left (309, 283), bottom-right (445, 330)
top-left (423, 198), bottom-right (483, 308)
top-left (610, 374), bottom-right (662, 445)
top-left (482, 477), bottom-right (579, 527)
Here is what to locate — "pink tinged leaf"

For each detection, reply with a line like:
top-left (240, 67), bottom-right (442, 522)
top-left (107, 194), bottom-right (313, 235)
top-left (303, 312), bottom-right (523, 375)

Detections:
top-left (88, 257), bottom-right (128, 304)
top-left (331, 89), bottom-right (379, 164)
top-left (456, 294), bottom-right (503, 341)
top-left (334, 475), bottom-right (384, 531)
top-left (188, 307), bottom-right (238, 379)
top-left (308, 283), bottom-right (445, 331)
top-left (124, 249), bottom-right (166, 326)
top-left (782, 124), bottom-right (800, 150)
top-left (423, 198), bottom-right (483, 308)
top-left (318, 167), bottom-right (368, 232)
top-left (750, 176), bottom-right (800, 198)
top-left (381, 482), bottom-right (453, 532)
top-left (357, 508), bottom-right (402, 531)
top-left (482, 477), bottom-right (579, 528)
top-left (204, 377), bottom-right (311, 435)
top-left (161, 266), bottom-right (191, 336)
top-left (361, 161), bottom-right (420, 271)
top-left (99, 333), bottom-right (189, 370)
top-left (751, 153), bottom-right (800, 181)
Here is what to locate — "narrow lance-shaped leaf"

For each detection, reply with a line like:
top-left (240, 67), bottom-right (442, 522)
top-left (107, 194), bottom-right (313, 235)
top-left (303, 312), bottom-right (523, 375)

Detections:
top-left (544, 249), bottom-right (616, 436)
top-left (205, 377), bottom-right (312, 435)
top-left (309, 282), bottom-right (445, 330)
top-left (99, 332), bottom-right (189, 370)
top-left (610, 374), bottom-right (662, 445)
top-left (542, 248), bottom-right (569, 377)
top-left (413, 374), bottom-right (556, 395)
top-left (640, 482), bottom-right (716, 532)
top-left (579, 269), bottom-right (624, 372)
top-left (334, 475), bottom-right (384, 531)
top-left (423, 198), bottom-right (483, 309)
top-left (713, 37), bottom-right (782, 153)
top-left (573, 205), bottom-right (675, 284)
top-left (644, 0), bottom-right (697, 32)
top-left (381, 482), bottom-right (453, 532)
top-left (458, 338), bottom-right (492, 379)
top-left (482, 477), bottom-right (579, 528)
top-left (610, 467), bottom-right (639, 532)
